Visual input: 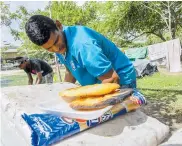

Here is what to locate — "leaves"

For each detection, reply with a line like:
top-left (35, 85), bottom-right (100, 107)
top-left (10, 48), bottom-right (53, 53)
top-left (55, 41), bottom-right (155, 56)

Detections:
top-left (2, 1), bottom-right (182, 58)
top-left (0, 2), bottom-right (11, 26)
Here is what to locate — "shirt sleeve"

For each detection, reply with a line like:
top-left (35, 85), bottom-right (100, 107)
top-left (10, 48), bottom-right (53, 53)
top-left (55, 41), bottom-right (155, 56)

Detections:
top-left (77, 42), bottom-right (112, 77)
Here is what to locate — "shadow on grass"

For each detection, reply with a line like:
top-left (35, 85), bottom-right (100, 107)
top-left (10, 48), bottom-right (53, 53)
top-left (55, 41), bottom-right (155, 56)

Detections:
top-left (139, 88), bottom-right (182, 134)
top-left (138, 88), bottom-right (182, 93)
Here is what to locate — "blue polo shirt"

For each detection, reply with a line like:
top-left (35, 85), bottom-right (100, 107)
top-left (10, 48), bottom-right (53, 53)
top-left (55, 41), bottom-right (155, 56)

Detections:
top-left (56, 26), bottom-right (136, 86)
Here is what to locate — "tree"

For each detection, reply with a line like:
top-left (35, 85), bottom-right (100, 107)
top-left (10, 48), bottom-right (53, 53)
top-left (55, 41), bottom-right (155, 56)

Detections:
top-left (0, 2), bottom-right (11, 26)
top-left (0, 2), bottom-right (21, 41)
top-left (141, 1), bottom-right (182, 40)
top-left (107, 1), bottom-right (182, 43)
top-left (85, 1), bottom-right (182, 47)
top-left (50, 1), bottom-right (96, 25)
top-left (0, 46), bottom-right (8, 59)
top-left (2, 1), bottom-right (182, 55)
top-left (82, 2), bottom-right (135, 47)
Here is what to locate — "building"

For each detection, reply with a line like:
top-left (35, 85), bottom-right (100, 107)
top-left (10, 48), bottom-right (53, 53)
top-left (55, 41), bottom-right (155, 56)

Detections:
top-left (1, 46), bottom-right (19, 63)
top-left (1, 46), bottom-right (21, 70)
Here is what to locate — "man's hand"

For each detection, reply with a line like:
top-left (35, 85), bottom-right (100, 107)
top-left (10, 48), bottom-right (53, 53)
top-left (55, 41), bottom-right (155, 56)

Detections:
top-left (36, 72), bottom-right (43, 84)
top-left (64, 67), bottom-right (76, 83)
top-left (98, 69), bottom-right (120, 84)
top-left (27, 73), bottom-right (33, 85)
top-left (35, 77), bottom-right (38, 84)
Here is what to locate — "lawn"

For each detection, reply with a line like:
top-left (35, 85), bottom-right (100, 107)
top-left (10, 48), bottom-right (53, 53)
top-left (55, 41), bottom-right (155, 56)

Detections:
top-left (137, 73), bottom-right (182, 113)
top-left (1, 70), bottom-right (182, 132)
top-left (137, 73), bottom-right (182, 132)
top-left (137, 72), bottom-right (182, 90)
top-left (0, 68), bottom-right (66, 87)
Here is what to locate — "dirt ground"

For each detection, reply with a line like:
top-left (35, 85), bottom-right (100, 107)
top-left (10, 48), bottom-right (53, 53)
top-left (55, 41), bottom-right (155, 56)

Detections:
top-left (141, 101), bottom-right (182, 136)
top-left (141, 67), bottom-right (182, 139)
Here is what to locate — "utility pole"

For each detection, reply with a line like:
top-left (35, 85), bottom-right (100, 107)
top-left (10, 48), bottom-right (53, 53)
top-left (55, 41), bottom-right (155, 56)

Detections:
top-left (49, 1), bottom-right (62, 82)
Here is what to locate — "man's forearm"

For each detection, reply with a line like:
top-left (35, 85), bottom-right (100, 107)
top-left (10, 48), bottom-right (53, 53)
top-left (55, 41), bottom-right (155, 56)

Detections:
top-left (99, 70), bottom-right (120, 84)
top-left (35, 77), bottom-right (38, 84)
top-left (36, 78), bottom-right (42, 84)
top-left (27, 73), bottom-right (33, 85)
top-left (101, 77), bottom-right (119, 84)
top-left (64, 72), bottom-right (76, 83)
top-left (36, 72), bottom-right (43, 84)
top-left (28, 79), bottom-right (33, 85)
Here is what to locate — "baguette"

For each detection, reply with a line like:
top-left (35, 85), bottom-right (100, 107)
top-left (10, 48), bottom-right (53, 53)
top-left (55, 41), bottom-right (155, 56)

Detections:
top-left (70, 88), bottom-right (133, 110)
top-left (59, 83), bottom-right (120, 102)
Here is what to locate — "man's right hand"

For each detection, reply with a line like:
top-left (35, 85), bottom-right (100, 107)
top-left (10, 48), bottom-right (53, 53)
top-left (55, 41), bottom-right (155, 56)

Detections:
top-left (28, 80), bottom-right (33, 85)
top-left (27, 73), bottom-right (33, 85)
top-left (98, 69), bottom-right (120, 84)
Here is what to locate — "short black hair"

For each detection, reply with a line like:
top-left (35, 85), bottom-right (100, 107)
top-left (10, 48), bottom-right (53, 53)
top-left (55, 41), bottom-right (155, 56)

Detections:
top-left (14, 56), bottom-right (28, 62)
top-left (15, 56), bottom-right (24, 60)
top-left (25, 15), bottom-right (58, 46)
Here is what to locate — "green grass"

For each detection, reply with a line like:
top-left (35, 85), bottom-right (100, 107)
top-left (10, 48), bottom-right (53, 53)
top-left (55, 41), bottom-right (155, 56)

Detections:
top-left (1, 73), bottom-right (28, 87)
top-left (1, 73), bottom-right (65, 87)
top-left (1, 71), bottom-right (182, 91)
top-left (137, 72), bottom-right (182, 90)
top-left (0, 68), bottom-right (66, 87)
top-left (137, 73), bottom-right (182, 105)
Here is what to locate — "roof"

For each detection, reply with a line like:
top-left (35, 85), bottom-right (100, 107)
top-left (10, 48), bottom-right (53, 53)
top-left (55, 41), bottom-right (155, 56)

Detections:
top-left (3, 49), bottom-right (18, 53)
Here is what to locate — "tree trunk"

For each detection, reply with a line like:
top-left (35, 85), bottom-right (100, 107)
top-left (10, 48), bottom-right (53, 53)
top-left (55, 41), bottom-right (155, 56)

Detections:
top-left (159, 35), bottom-right (166, 41)
top-left (168, 2), bottom-right (173, 39)
top-left (171, 23), bottom-right (176, 39)
top-left (55, 56), bottom-right (62, 82)
top-left (151, 32), bottom-right (166, 41)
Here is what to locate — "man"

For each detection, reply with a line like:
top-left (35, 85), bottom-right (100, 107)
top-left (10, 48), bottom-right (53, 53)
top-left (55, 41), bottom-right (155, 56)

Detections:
top-left (15, 57), bottom-right (53, 85)
top-left (25, 15), bottom-right (137, 87)
top-left (25, 15), bottom-right (146, 104)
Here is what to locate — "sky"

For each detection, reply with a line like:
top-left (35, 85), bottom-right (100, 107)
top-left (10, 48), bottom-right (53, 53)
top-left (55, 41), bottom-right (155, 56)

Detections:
top-left (1, 1), bottom-right (49, 48)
